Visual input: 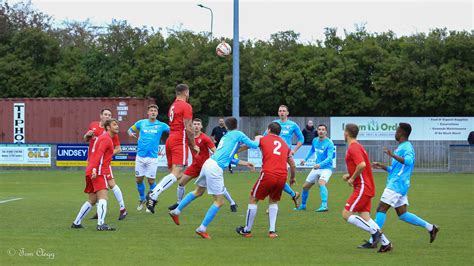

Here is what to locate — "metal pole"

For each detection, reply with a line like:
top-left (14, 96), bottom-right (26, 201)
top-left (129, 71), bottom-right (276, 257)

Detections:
top-left (232, 0), bottom-right (239, 121)
top-left (197, 4), bottom-right (213, 39)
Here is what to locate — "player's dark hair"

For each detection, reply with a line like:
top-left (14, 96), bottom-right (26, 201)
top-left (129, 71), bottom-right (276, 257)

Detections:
top-left (225, 117), bottom-right (238, 130)
top-left (345, 123), bottom-right (359, 138)
top-left (268, 122), bottom-right (281, 135)
top-left (101, 108), bottom-right (112, 115)
top-left (193, 118), bottom-right (202, 123)
top-left (279, 105), bottom-right (289, 112)
top-left (317, 124), bottom-right (328, 130)
top-left (104, 118), bottom-right (118, 131)
top-left (147, 104), bottom-right (158, 111)
top-left (399, 123), bottom-right (412, 138)
top-left (175, 83), bottom-right (189, 95)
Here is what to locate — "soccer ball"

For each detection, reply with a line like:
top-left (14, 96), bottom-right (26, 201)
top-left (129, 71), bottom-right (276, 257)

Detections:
top-left (216, 41), bottom-right (232, 57)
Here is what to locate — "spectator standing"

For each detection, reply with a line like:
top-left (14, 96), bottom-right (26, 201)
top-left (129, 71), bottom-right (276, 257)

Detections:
top-left (302, 120), bottom-right (317, 145)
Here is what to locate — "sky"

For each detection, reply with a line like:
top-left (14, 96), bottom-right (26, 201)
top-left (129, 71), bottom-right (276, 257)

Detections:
top-left (9, 0), bottom-right (474, 42)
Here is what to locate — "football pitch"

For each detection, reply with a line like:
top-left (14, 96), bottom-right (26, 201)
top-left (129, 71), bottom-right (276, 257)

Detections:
top-left (0, 170), bottom-right (472, 265)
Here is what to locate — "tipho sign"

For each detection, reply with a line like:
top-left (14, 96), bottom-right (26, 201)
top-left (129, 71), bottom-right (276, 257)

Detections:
top-left (0, 144), bottom-right (51, 166)
top-left (13, 103), bottom-right (25, 143)
top-left (248, 145), bottom-right (337, 169)
top-left (330, 117), bottom-right (474, 141)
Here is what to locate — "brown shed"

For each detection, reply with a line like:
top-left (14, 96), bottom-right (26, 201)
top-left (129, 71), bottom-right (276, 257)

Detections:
top-left (0, 97), bottom-right (157, 143)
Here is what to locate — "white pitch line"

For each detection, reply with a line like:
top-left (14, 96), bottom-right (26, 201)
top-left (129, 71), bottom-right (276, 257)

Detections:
top-left (0, 198), bottom-right (23, 204)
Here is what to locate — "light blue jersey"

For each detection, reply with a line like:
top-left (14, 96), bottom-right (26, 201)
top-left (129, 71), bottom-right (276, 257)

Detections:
top-left (211, 130), bottom-right (259, 169)
top-left (386, 141), bottom-right (415, 196)
top-left (304, 137), bottom-right (335, 170)
top-left (128, 119), bottom-right (170, 158)
top-left (264, 119), bottom-right (304, 148)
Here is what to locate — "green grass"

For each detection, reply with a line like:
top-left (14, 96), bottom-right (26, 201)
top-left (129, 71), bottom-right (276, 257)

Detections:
top-left (0, 170), bottom-right (472, 265)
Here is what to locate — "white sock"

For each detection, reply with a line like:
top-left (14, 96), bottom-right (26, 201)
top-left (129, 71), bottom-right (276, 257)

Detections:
top-left (367, 218), bottom-right (380, 230)
top-left (177, 185), bottom-right (186, 203)
top-left (244, 204), bottom-right (258, 232)
top-left (112, 185), bottom-right (125, 210)
top-left (73, 201), bottom-right (92, 225)
top-left (381, 234), bottom-right (390, 245)
top-left (268, 203), bottom-right (278, 232)
top-left (150, 174), bottom-right (177, 200)
top-left (197, 224), bottom-right (207, 232)
top-left (366, 219), bottom-right (390, 244)
top-left (223, 187), bottom-right (236, 205)
top-left (347, 215), bottom-right (377, 234)
top-left (97, 199), bottom-right (107, 226)
top-left (425, 223), bottom-right (434, 231)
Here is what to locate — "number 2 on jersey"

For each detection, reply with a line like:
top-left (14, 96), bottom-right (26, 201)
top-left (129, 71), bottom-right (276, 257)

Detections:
top-left (273, 140), bottom-right (282, 155)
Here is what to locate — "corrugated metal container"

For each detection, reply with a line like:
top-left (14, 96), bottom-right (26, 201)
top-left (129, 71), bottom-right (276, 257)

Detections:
top-left (0, 97), bottom-right (156, 143)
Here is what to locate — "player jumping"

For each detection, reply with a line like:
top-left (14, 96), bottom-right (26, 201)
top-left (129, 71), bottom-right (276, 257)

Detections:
top-left (146, 84), bottom-right (199, 213)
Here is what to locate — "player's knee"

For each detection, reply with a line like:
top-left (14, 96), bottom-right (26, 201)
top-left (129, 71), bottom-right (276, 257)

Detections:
top-left (318, 180), bottom-right (326, 186)
top-left (147, 179), bottom-right (155, 185)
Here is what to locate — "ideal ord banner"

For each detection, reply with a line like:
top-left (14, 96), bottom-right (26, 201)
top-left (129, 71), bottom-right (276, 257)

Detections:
top-left (330, 117), bottom-right (474, 141)
top-left (248, 145), bottom-right (337, 169)
top-left (0, 144), bottom-right (51, 166)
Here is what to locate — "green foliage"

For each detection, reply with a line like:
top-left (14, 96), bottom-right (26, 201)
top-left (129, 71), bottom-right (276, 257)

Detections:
top-left (0, 1), bottom-right (472, 115)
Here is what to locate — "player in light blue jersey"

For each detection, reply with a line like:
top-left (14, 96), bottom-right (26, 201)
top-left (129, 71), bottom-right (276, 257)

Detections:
top-left (296, 124), bottom-right (335, 212)
top-left (361, 123), bottom-right (439, 251)
top-left (128, 104), bottom-right (170, 211)
top-left (169, 117), bottom-right (259, 239)
top-left (265, 105), bottom-right (304, 208)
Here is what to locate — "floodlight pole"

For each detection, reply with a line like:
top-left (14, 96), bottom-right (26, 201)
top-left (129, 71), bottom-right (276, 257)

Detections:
top-left (197, 4), bottom-right (213, 39)
top-left (232, 0), bottom-right (240, 121)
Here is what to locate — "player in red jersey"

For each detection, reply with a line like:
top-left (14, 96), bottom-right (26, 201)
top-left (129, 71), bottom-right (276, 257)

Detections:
top-left (147, 84), bottom-right (200, 213)
top-left (236, 122), bottom-right (296, 239)
top-left (342, 123), bottom-right (392, 252)
top-left (71, 119), bottom-right (119, 231)
top-left (83, 108), bottom-right (127, 220)
top-left (168, 118), bottom-right (239, 212)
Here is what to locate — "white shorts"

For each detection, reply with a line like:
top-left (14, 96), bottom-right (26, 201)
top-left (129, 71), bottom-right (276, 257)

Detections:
top-left (305, 169), bottom-right (332, 184)
top-left (135, 156), bottom-right (159, 179)
top-left (380, 188), bottom-right (409, 208)
top-left (195, 159), bottom-right (225, 195)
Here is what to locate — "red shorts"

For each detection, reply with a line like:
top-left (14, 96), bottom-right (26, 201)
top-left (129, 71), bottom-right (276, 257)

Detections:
top-left (84, 175), bottom-right (109, 193)
top-left (184, 162), bottom-right (203, 177)
top-left (345, 191), bottom-right (373, 213)
top-left (250, 172), bottom-right (287, 201)
top-left (166, 137), bottom-right (189, 169)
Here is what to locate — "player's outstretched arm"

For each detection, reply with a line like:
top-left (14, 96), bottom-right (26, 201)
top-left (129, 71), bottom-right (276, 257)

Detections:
top-left (372, 162), bottom-right (388, 171)
top-left (237, 160), bottom-right (256, 172)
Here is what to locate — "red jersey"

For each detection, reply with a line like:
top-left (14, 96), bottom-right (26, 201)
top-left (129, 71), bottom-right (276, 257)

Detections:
top-left (86, 133), bottom-right (114, 176)
top-left (260, 134), bottom-right (291, 177)
top-left (86, 121), bottom-right (120, 160)
top-left (192, 133), bottom-right (215, 166)
top-left (168, 99), bottom-right (193, 138)
top-left (345, 141), bottom-right (375, 197)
